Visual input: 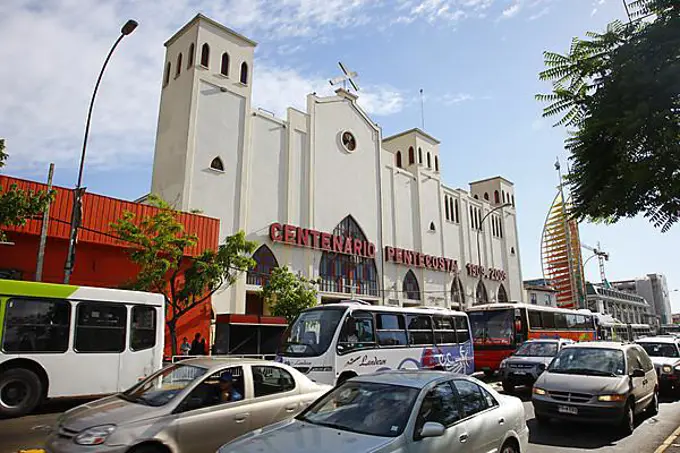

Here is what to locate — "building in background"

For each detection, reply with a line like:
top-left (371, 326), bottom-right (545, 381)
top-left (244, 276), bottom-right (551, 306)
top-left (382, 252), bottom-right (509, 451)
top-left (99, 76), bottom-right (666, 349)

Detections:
top-left (672, 313), bottom-right (680, 324)
top-left (524, 278), bottom-right (558, 307)
top-left (149, 14), bottom-right (524, 351)
top-left (611, 274), bottom-right (672, 325)
top-left (0, 174), bottom-right (220, 357)
top-left (586, 282), bottom-right (652, 325)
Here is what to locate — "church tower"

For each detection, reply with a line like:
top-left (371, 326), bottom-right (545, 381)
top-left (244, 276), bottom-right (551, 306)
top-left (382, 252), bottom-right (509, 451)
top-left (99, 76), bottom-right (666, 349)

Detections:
top-left (151, 14), bottom-right (256, 240)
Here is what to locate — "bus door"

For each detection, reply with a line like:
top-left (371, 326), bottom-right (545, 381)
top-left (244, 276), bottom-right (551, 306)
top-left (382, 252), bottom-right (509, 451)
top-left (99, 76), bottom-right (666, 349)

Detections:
top-left (118, 304), bottom-right (162, 391)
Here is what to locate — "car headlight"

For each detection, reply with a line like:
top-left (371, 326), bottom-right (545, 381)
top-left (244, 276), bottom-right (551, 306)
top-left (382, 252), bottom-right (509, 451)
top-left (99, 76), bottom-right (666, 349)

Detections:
top-left (537, 363), bottom-right (546, 372)
top-left (74, 425), bottom-right (116, 445)
top-left (674, 365), bottom-right (680, 372)
top-left (533, 387), bottom-right (546, 395)
top-left (597, 394), bottom-right (627, 402)
top-left (663, 365), bottom-right (673, 373)
top-left (499, 360), bottom-right (507, 369)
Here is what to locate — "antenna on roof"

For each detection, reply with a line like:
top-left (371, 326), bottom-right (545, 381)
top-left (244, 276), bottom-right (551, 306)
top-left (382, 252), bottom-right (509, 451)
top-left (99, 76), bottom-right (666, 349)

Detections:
top-left (329, 62), bottom-right (359, 92)
top-left (419, 88), bottom-right (425, 130)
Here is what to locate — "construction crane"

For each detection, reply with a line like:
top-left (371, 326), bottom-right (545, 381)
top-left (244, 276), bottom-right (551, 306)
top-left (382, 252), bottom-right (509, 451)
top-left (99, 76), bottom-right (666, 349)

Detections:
top-left (581, 242), bottom-right (610, 287)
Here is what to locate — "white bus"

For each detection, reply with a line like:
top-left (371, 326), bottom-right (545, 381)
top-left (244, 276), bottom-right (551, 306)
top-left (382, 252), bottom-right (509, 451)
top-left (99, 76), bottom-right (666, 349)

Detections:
top-left (276, 301), bottom-right (474, 386)
top-left (0, 279), bottom-right (165, 417)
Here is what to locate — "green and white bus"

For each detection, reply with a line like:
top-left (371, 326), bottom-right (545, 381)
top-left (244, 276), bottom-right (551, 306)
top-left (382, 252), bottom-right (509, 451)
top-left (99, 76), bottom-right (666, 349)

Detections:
top-left (0, 279), bottom-right (165, 417)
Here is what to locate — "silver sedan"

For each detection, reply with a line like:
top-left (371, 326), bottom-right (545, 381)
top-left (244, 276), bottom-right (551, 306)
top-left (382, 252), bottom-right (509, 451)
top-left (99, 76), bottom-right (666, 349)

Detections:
top-left (44, 358), bottom-right (331, 453)
top-left (219, 370), bottom-right (528, 453)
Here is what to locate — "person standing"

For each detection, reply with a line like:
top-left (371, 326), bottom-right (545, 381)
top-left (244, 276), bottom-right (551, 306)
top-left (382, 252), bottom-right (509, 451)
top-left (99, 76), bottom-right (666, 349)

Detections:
top-left (190, 333), bottom-right (204, 355)
top-left (180, 337), bottom-right (191, 356)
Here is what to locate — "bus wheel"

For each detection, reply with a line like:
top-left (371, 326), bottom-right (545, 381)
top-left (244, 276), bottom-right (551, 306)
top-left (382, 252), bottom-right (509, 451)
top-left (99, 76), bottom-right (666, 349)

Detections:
top-left (0, 368), bottom-right (43, 418)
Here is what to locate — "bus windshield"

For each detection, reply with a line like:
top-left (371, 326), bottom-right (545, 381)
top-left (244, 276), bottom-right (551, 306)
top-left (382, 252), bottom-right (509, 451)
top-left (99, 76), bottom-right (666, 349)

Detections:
top-left (279, 307), bottom-right (346, 357)
top-left (468, 309), bottom-right (514, 346)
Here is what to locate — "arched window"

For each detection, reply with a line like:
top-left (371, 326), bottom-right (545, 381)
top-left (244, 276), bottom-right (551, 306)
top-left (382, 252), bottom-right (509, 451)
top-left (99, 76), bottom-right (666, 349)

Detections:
top-left (469, 206), bottom-right (474, 229)
top-left (497, 284), bottom-right (508, 303)
top-left (200, 43), bottom-right (210, 67)
top-left (435, 156), bottom-right (439, 172)
top-left (494, 190), bottom-right (500, 204)
top-left (319, 216), bottom-right (378, 297)
top-left (221, 52), bottom-right (230, 76)
top-left (484, 192), bottom-right (489, 200)
top-left (477, 209), bottom-right (482, 231)
top-left (187, 43), bottom-right (195, 69)
top-left (444, 195), bottom-right (450, 221)
top-left (454, 199), bottom-right (459, 223)
top-left (429, 221), bottom-right (436, 232)
top-left (403, 270), bottom-right (420, 301)
top-left (512, 195), bottom-right (515, 206)
top-left (427, 152), bottom-right (432, 169)
top-left (474, 194), bottom-right (479, 199)
top-left (396, 151), bottom-right (402, 168)
top-left (502, 190), bottom-right (506, 203)
top-left (475, 280), bottom-right (488, 305)
top-left (176, 53), bottom-right (182, 77)
top-left (240, 62), bottom-right (248, 84)
top-left (210, 157), bottom-right (224, 171)
top-left (408, 146), bottom-right (415, 165)
top-left (418, 147), bottom-right (423, 164)
top-left (492, 217), bottom-right (496, 237)
top-left (451, 276), bottom-right (465, 307)
top-left (247, 245), bottom-right (279, 286)
top-left (163, 62), bottom-right (171, 86)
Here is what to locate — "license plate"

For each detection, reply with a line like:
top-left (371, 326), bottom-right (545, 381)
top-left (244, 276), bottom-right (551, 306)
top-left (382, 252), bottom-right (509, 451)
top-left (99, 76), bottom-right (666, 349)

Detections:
top-left (558, 405), bottom-right (578, 415)
top-left (513, 371), bottom-right (527, 375)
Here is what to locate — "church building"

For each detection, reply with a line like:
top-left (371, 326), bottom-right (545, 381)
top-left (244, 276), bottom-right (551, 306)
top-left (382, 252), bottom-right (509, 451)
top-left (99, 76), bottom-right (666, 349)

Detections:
top-left (150, 14), bottom-right (523, 354)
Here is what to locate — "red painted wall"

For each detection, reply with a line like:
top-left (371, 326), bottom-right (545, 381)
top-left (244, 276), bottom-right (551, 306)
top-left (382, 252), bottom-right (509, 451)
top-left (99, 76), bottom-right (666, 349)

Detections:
top-left (0, 175), bottom-right (220, 358)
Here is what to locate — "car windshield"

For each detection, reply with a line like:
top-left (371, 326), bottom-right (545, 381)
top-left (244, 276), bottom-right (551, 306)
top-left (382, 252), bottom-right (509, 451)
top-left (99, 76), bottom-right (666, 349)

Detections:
top-left (548, 348), bottom-right (625, 376)
top-left (298, 381), bottom-right (419, 437)
top-left (469, 309), bottom-right (514, 346)
top-left (639, 342), bottom-right (679, 358)
top-left (514, 341), bottom-right (558, 357)
top-left (279, 307), bottom-right (346, 357)
top-left (121, 364), bottom-right (207, 406)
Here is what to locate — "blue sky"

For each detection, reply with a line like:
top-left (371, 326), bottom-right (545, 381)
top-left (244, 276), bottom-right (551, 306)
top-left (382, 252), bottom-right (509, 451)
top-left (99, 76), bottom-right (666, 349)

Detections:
top-left (1, 0), bottom-right (678, 310)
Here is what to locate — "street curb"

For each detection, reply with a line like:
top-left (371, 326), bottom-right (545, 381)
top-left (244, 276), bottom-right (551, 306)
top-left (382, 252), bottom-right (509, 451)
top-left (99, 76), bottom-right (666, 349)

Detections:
top-left (655, 424), bottom-right (680, 453)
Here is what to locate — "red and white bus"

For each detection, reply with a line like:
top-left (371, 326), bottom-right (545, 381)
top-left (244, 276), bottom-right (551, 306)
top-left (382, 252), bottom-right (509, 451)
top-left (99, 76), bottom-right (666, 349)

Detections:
top-left (467, 303), bottom-right (597, 375)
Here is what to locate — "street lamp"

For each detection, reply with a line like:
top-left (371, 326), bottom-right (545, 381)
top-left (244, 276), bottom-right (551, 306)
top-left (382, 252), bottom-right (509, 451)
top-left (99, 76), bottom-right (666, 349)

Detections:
top-left (476, 202), bottom-right (512, 272)
top-left (63, 19), bottom-right (138, 283)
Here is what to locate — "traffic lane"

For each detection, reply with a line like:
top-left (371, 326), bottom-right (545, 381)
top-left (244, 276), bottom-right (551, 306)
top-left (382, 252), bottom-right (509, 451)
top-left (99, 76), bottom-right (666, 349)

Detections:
top-left (512, 388), bottom-right (680, 453)
top-left (0, 399), bottom-right (93, 453)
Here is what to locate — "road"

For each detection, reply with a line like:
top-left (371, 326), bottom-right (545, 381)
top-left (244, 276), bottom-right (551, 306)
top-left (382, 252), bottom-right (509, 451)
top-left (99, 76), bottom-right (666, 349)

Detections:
top-left (2, 388), bottom-right (680, 453)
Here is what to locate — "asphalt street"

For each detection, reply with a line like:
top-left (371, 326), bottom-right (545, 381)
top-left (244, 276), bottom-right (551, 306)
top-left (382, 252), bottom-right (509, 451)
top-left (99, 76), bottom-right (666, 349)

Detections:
top-left (2, 386), bottom-right (680, 453)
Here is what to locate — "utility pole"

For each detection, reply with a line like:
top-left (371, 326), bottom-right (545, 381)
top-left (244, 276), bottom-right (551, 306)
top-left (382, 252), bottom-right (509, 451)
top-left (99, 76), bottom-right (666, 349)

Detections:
top-left (35, 163), bottom-right (55, 281)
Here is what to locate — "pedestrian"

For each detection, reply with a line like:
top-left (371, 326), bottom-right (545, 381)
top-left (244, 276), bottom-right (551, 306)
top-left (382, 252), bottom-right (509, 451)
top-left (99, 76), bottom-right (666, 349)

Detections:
top-left (200, 337), bottom-right (207, 355)
top-left (180, 337), bottom-right (191, 356)
top-left (190, 333), bottom-right (203, 356)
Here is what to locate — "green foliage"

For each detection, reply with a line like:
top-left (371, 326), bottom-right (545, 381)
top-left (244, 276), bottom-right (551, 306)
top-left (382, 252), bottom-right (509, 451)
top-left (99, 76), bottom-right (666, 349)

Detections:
top-left (537, 0), bottom-right (680, 231)
top-left (111, 194), bottom-right (257, 354)
top-left (260, 266), bottom-right (318, 323)
top-left (0, 138), bottom-right (55, 241)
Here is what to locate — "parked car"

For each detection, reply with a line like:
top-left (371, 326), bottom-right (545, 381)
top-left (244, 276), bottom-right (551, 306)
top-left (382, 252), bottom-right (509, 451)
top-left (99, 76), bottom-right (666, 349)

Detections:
top-left (636, 336), bottom-right (680, 393)
top-left (532, 342), bottom-right (658, 434)
top-left (44, 358), bottom-right (331, 453)
top-left (499, 339), bottom-right (574, 393)
top-left (218, 370), bottom-right (529, 453)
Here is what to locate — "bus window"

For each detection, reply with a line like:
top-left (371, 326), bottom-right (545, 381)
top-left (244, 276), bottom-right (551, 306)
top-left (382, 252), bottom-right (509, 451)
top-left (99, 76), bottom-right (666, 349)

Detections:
top-left (407, 315), bottom-right (434, 345)
top-left (2, 298), bottom-right (71, 353)
top-left (376, 314), bottom-right (407, 346)
top-left (528, 310), bottom-right (542, 330)
top-left (554, 313), bottom-right (568, 329)
top-left (131, 305), bottom-right (157, 351)
top-left (338, 311), bottom-right (375, 353)
top-left (454, 316), bottom-right (471, 343)
top-left (542, 312), bottom-right (555, 329)
top-left (468, 310), bottom-right (514, 345)
top-left (280, 308), bottom-right (345, 357)
top-left (433, 316), bottom-right (456, 345)
top-left (75, 301), bottom-right (127, 353)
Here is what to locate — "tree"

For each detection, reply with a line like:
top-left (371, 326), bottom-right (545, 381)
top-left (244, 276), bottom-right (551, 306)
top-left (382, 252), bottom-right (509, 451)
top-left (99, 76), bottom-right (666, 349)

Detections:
top-left (111, 195), bottom-right (257, 355)
top-left (260, 266), bottom-right (318, 323)
top-left (0, 139), bottom-right (54, 242)
top-left (537, 0), bottom-right (680, 231)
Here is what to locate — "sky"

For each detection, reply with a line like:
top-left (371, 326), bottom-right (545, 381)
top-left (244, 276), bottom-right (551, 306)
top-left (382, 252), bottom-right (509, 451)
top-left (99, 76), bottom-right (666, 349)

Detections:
top-left (1, 0), bottom-right (678, 311)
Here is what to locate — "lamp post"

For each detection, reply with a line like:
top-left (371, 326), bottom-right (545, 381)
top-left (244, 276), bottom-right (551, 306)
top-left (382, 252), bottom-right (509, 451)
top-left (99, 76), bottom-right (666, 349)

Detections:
top-left (476, 202), bottom-right (512, 271)
top-left (64, 19), bottom-right (138, 283)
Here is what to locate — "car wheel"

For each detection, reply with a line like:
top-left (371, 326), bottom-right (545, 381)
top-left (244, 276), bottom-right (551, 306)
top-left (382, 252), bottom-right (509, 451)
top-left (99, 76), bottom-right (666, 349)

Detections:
top-left (620, 401), bottom-right (635, 435)
top-left (0, 368), bottom-right (43, 418)
top-left (128, 444), bottom-right (166, 453)
top-left (647, 391), bottom-right (659, 416)
top-left (502, 380), bottom-right (515, 394)
top-left (499, 439), bottom-right (519, 453)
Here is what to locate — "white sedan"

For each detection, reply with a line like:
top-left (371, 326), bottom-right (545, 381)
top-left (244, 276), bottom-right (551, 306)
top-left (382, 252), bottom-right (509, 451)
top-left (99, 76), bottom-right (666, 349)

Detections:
top-left (219, 370), bottom-right (528, 453)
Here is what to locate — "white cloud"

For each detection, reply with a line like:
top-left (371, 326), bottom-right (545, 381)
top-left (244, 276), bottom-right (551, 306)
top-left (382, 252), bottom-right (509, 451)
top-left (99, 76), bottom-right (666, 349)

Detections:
top-left (501, 3), bottom-right (522, 19)
top-left (528, 7), bottom-right (550, 20)
top-left (394, 0), bottom-right (493, 24)
top-left (440, 93), bottom-right (474, 105)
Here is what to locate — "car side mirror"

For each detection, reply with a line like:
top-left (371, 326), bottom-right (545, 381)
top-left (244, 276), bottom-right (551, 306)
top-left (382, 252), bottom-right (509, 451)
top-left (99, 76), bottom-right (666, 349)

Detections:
top-left (631, 369), bottom-right (645, 378)
top-left (420, 422), bottom-right (445, 438)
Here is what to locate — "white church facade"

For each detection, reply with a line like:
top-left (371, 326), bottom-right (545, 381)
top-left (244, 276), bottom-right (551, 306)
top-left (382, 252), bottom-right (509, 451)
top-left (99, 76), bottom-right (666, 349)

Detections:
top-left (150, 14), bottom-right (523, 351)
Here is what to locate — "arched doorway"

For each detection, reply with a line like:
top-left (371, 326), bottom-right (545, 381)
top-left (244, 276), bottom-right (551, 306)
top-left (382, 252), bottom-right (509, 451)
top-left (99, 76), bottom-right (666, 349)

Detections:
top-left (319, 216), bottom-right (378, 297)
top-left (403, 270), bottom-right (420, 301)
top-left (246, 245), bottom-right (279, 315)
top-left (475, 280), bottom-right (488, 305)
top-left (451, 276), bottom-right (465, 308)
top-left (497, 283), bottom-right (508, 303)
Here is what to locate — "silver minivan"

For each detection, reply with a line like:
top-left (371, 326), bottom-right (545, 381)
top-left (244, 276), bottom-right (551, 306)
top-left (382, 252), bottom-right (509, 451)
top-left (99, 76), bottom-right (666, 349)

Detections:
top-left (532, 342), bottom-right (658, 434)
